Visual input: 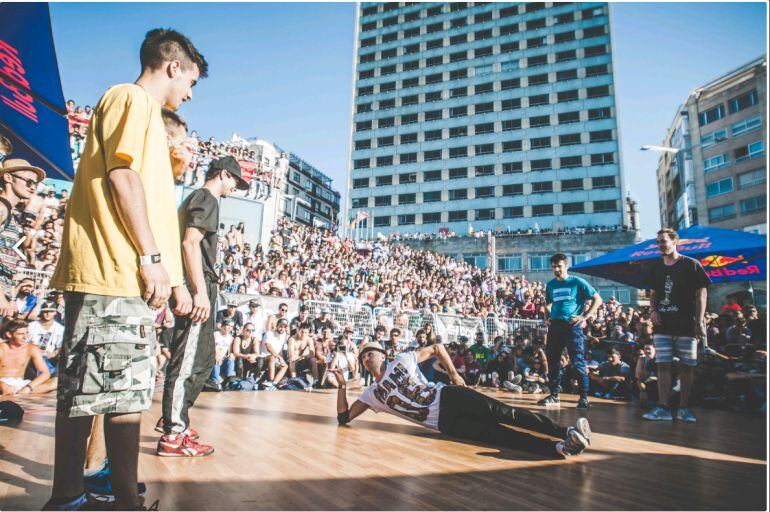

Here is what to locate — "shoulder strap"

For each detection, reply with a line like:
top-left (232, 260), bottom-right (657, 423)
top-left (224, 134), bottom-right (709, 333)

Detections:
top-left (0, 197), bottom-right (14, 231)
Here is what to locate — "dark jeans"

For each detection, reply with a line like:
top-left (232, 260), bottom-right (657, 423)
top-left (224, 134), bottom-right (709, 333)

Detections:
top-left (546, 319), bottom-right (589, 397)
top-left (437, 385), bottom-right (568, 456)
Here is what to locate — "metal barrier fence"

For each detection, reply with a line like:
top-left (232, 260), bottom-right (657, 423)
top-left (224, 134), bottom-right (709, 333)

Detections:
top-left (303, 299), bottom-right (375, 341)
top-left (484, 316), bottom-right (547, 345)
top-left (14, 268), bottom-right (53, 296)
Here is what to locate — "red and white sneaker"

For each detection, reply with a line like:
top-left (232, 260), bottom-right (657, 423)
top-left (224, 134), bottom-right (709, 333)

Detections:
top-left (156, 434), bottom-right (214, 457)
top-left (154, 418), bottom-right (199, 440)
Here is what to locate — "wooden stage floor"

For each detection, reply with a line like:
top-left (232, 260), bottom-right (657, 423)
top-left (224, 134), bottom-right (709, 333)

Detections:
top-left (1, 388), bottom-right (767, 510)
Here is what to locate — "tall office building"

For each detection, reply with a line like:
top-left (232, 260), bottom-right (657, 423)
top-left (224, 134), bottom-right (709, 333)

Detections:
top-left (656, 56), bottom-right (766, 234)
top-left (346, 2), bottom-right (626, 237)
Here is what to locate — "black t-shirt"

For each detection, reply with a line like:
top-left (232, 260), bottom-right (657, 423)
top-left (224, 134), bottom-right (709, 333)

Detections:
top-left (179, 188), bottom-right (219, 282)
top-left (642, 256), bottom-right (711, 336)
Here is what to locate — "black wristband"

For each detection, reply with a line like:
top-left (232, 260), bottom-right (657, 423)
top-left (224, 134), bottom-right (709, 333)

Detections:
top-left (337, 410), bottom-right (350, 425)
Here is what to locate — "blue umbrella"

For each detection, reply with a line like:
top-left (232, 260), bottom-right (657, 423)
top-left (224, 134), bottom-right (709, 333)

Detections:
top-left (0, 3), bottom-right (74, 180)
top-left (572, 225), bottom-right (766, 288)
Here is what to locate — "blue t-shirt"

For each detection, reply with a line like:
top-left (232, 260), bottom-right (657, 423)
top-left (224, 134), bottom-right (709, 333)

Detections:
top-left (546, 276), bottom-right (596, 321)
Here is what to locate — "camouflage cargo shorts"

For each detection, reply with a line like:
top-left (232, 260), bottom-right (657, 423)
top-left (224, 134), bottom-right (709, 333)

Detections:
top-left (57, 292), bottom-right (157, 418)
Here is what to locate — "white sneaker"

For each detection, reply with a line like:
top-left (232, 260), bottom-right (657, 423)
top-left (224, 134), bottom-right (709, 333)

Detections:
top-left (502, 381), bottom-right (523, 393)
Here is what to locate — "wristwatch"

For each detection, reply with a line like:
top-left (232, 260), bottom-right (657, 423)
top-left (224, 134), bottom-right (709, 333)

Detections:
top-left (139, 254), bottom-right (162, 266)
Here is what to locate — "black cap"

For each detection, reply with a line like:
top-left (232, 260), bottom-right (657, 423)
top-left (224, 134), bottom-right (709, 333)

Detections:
top-left (209, 156), bottom-right (249, 190)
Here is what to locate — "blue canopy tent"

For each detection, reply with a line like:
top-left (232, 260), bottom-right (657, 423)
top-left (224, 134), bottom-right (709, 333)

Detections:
top-left (572, 225), bottom-right (766, 288)
top-left (0, 2), bottom-right (74, 181)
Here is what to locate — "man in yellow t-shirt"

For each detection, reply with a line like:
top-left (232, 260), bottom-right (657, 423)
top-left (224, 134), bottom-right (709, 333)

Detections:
top-left (45, 29), bottom-right (208, 512)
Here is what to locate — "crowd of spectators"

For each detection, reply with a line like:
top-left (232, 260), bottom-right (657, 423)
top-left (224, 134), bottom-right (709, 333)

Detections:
top-left (386, 224), bottom-right (635, 242)
top-left (0, 164), bottom-right (765, 413)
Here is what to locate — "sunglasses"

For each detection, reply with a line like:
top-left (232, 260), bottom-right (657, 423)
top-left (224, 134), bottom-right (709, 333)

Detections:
top-left (12, 174), bottom-right (39, 188)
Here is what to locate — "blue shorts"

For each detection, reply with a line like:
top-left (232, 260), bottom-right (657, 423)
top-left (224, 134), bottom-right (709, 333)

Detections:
top-left (653, 335), bottom-right (698, 367)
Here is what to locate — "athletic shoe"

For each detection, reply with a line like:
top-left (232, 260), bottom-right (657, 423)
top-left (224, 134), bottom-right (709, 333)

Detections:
top-left (203, 378), bottom-right (221, 392)
top-left (153, 418), bottom-right (199, 440)
top-left (643, 406), bottom-right (673, 421)
top-left (82, 463), bottom-right (111, 495)
top-left (574, 417), bottom-right (591, 446)
top-left (156, 434), bottom-right (214, 457)
top-left (537, 394), bottom-right (560, 407)
top-left (502, 381), bottom-right (523, 392)
top-left (576, 397), bottom-right (590, 411)
top-left (42, 493), bottom-right (113, 511)
top-left (556, 428), bottom-right (589, 458)
top-left (676, 407), bottom-right (697, 423)
top-left (262, 380), bottom-right (277, 391)
top-left (89, 483), bottom-right (148, 505)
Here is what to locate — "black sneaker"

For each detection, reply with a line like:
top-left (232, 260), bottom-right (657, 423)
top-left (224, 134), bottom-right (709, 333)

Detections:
top-left (537, 394), bottom-right (560, 407)
top-left (576, 397), bottom-right (590, 411)
top-left (556, 427), bottom-right (589, 458)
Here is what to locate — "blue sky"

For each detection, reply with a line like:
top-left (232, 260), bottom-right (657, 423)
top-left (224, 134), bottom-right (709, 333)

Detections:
top-left (49, 2), bottom-right (766, 238)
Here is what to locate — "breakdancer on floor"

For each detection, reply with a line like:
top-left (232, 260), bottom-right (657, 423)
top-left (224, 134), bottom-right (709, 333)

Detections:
top-left (332, 341), bottom-right (591, 458)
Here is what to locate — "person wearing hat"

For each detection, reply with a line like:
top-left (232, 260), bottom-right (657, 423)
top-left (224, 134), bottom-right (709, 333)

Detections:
top-left (215, 297), bottom-right (245, 333)
top-left (0, 158), bottom-right (45, 318)
top-left (158, 155), bottom-right (248, 458)
top-left (330, 341), bottom-right (592, 459)
top-left (27, 301), bottom-right (65, 373)
top-left (312, 306), bottom-right (336, 334)
top-left (244, 299), bottom-right (265, 341)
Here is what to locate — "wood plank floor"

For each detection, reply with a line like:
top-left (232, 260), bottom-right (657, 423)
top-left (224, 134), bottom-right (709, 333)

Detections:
top-left (1, 388), bottom-right (766, 510)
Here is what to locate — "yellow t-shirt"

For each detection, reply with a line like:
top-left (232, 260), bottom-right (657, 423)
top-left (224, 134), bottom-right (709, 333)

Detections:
top-left (50, 84), bottom-right (184, 296)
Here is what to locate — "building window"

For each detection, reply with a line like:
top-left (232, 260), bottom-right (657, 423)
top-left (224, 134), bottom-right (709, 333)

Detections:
top-left (583, 25), bottom-right (606, 38)
top-left (561, 178), bottom-right (583, 191)
top-left (450, 68), bottom-right (468, 80)
top-left (593, 200), bottom-right (617, 212)
top-left (586, 64), bottom-right (609, 77)
top-left (475, 47), bottom-right (494, 59)
top-left (498, 255), bottom-right (523, 272)
top-left (503, 206), bottom-right (524, 218)
top-left (374, 195), bottom-right (392, 206)
top-left (530, 158), bottom-right (552, 170)
top-left (559, 134), bottom-right (582, 147)
top-left (528, 73), bottom-right (549, 86)
top-left (555, 12), bottom-right (574, 24)
top-left (709, 203), bottom-right (736, 222)
top-left (378, 117), bottom-right (395, 128)
top-left (354, 158), bottom-right (370, 169)
top-left (502, 140), bottom-right (522, 152)
top-left (592, 176), bottom-right (615, 189)
top-left (500, 22), bottom-right (519, 35)
top-left (424, 149), bottom-right (442, 161)
top-left (398, 172), bottom-right (417, 184)
top-left (501, 98), bottom-right (522, 111)
top-left (425, 129), bottom-right (443, 141)
top-left (449, 167), bottom-right (467, 179)
top-left (423, 191), bottom-right (442, 203)
top-left (399, 153), bottom-right (417, 164)
top-left (380, 81), bottom-right (396, 92)
top-left (358, 85), bottom-right (373, 96)
top-left (475, 186), bottom-right (494, 198)
top-left (475, 122), bottom-right (495, 135)
top-left (532, 204), bottom-right (553, 217)
top-left (399, 133), bottom-right (417, 145)
top-left (475, 102), bottom-right (494, 114)
top-left (738, 168), bottom-right (766, 189)
top-left (450, 86), bottom-right (468, 98)
top-left (557, 90), bottom-right (579, 103)
top-left (529, 94), bottom-right (550, 106)
top-left (706, 178), bottom-right (733, 198)
top-left (448, 210), bottom-right (468, 221)
top-left (352, 198), bottom-right (369, 208)
top-left (529, 115), bottom-right (550, 128)
top-left (527, 54), bottom-right (548, 67)
top-left (588, 107), bottom-right (611, 120)
top-left (731, 115), bottom-right (762, 137)
top-left (424, 170), bottom-right (442, 181)
top-left (734, 141), bottom-right (765, 162)
top-left (590, 130), bottom-right (613, 143)
top-left (532, 181), bottom-right (553, 193)
top-left (450, 106), bottom-right (468, 118)
top-left (353, 178), bottom-right (369, 189)
top-left (703, 153), bottom-right (730, 173)
top-left (475, 28), bottom-right (494, 40)
top-left (450, 33), bottom-right (468, 45)
top-left (355, 139), bottom-right (371, 150)
top-left (529, 253), bottom-right (551, 270)
top-left (422, 212), bottom-right (441, 224)
top-left (584, 44), bottom-right (607, 57)
top-left (398, 214), bottom-right (416, 225)
top-left (560, 156), bottom-right (582, 168)
top-left (374, 215), bottom-right (391, 227)
top-left (476, 208), bottom-right (495, 220)
top-left (402, 77), bottom-right (420, 88)
top-left (740, 195), bottom-right (766, 215)
top-left (475, 164), bottom-right (494, 176)
top-left (701, 128), bottom-right (728, 149)
top-left (501, 78), bottom-right (520, 90)
top-left (503, 184), bottom-right (523, 196)
top-left (404, 43), bottom-right (420, 55)
top-left (401, 113), bottom-right (419, 125)
top-left (555, 50), bottom-right (577, 63)
top-left (426, 73), bottom-right (443, 85)
top-left (425, 91), bottom-right (443, 102)
top-left (425, 109), bottom-right (443, 121)
top-left (375, 156), bottom-right (392, 167)
top-left (526, 36), bottom-right (547, 49)
top-left (558, 111), bottom-right (580, 124)
top-left (586, 86), bottom-right (610, 99)
top-left (699, 104), bottom-right (725, 126)
top-left (378, 99), bottom-right (395, 110)
top-left (729, 89), bottom-right (758, 114)
top-left (449, 188), bottom-right (468, 200)
top-left (356, 120), bottom-right (372, 132)
top-left (398, 193), bottom-right (416, 205)
top-left (449, 146), bottom-right (468, 158)
top-left (555, 30), bottom-right (576, 43)
top-left (376, 175), bottom-right (393, 186)
top-left (502, 119), bottom-right (522, 131)
top-left (475, 143), bottom-right (494, 155)
top-left (530, 136), bottom-right (551, 149)
top-left (503, 161), bottom-right (523, 174)
top-left (591, 153), bottom-right (615, 165)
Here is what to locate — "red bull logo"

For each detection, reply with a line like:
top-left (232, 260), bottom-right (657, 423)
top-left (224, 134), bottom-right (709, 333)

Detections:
top-left (643, 237), bottom-right (711, 250)
top-left (700, 255), bottom-right (746, 268)
top-left (706, 265), bottom-right (761, 279)
top-left (0, 39), bottom-right (38, 123)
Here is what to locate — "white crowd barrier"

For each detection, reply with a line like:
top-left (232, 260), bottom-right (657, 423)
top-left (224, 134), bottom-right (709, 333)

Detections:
top-left (221, 292), bottom-right (301, 323)
top-left (303, 299), bottom-right (375, 341)
top-left (484, 316), bottom-right (546, 344)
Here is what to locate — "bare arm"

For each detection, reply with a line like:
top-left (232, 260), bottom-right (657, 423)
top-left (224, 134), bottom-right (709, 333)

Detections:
top-left (181, 226), bottom-right (210, 323)
top-left (25, 346), bottom-right (51, 391)
top-left (330, 369), bottom-right (370, 423)
top-left (416, 344), bottom-right (465, 386)
top-left (107, 168), bottom-right (170, 308)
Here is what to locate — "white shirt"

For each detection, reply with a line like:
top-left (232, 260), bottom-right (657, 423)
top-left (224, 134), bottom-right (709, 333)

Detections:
top-left (244, 311), bottom-right (265, 339)
top-left (358, 352), bottom-right (444, 431)
top-left (28, 320), bottom-right (65, 353)
top-left (260, 330), bottom-right (287, 358)
top-left (214, 332), bottom-right (233, 354)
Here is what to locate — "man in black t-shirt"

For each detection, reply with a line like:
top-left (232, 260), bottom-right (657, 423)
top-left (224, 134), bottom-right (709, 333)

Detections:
top-left (641, 228), bottom-right (710, 424)
top-left (158, 156), bottom-right (249, 457)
